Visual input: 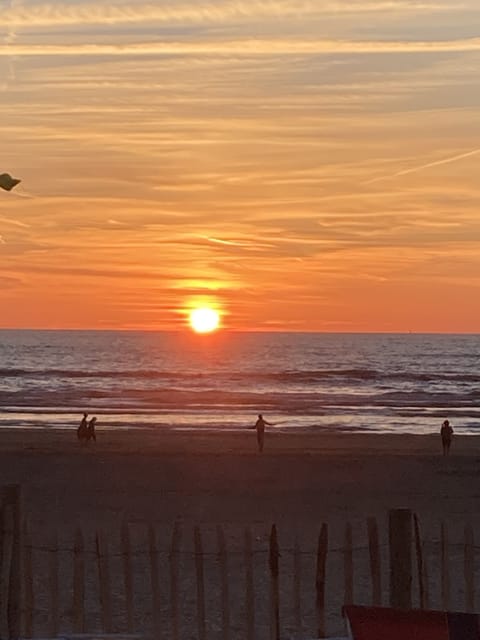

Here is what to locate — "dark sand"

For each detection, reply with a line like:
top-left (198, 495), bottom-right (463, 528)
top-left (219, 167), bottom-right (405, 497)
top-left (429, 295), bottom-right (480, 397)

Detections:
top-left (1, 429), bottom-right (479, 637)
top-left (1, 429), bottom-right (479, 528)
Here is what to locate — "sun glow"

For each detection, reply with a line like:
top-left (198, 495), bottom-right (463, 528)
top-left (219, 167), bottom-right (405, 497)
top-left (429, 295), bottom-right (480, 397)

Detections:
top-left (189, 307), bottom-right (220, 333)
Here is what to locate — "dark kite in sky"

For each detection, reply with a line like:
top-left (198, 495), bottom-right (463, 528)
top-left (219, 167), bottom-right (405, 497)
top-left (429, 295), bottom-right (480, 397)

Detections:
top-left (0, 173), bottom-right (21, 191)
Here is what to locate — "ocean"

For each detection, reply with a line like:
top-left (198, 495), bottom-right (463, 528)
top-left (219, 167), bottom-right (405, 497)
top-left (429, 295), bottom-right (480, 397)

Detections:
top-left (0, 330), bottom-right (479, 434)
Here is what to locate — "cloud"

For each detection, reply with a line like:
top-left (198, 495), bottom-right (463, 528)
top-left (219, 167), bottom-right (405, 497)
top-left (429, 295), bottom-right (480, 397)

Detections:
top-left (203, 236), bottom-right (274, 250)
top-left (0, 274), bottom-right (24, 288)
top-left (2, 37), bottom-right (480, 57)
top-left (0, 216), bottom-right (30, 228)
top-left (365, 148), bottom-right (480, 184)
top-left (0, 0), bottom-right (479, 334)
top-left (0, 0), bottom-right (462, 29)
top-left (1, 0), bottom-right (22, 87)
top-left (19, 265), bottom-right (176, 280)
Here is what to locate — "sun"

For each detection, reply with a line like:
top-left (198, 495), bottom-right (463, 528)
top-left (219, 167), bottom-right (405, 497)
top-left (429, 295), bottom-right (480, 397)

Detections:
top-left (189, 307), bottom-right (220, 333)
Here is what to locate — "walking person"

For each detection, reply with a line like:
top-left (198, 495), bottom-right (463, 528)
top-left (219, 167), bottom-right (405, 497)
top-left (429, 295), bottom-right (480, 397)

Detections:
top-left (440, 419), bottom-right (453, 456)
top-left (77, 413), bottom-right (88, 441)
top-left (252, 414), bottom-right (274, 453)
top-left (87, 416), bottom-right (97, 442)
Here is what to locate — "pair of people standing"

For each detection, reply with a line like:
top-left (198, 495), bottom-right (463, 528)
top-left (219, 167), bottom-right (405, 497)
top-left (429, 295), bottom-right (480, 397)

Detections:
top-left (77, 413), bottom-right (97, 442)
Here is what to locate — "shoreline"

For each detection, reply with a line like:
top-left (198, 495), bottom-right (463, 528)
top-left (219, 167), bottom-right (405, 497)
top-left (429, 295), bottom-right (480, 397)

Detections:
top-left (0, 426), bottom-right (478, 455)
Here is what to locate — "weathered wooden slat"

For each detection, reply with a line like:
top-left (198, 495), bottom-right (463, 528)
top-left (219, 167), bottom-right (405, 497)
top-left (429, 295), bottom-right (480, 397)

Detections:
top-left (0, 505), bottom-right (14, 640)
top-left (441, 522), bottom-right (450, 610)
top-left (194, 526), bottom-right (206, 640)
top-left (1, 485), bottom-right (21, 640)
top-left (389, 509), bottom-right (412, 609)
top-left (96, 531), bottom-right (113, 633)
top-left (464, 523), bottom-right (475, 612)
top-left (148, 524), bottom-right (161, 638)
top-left (216, 525), bottom-right (230, 640)
top-left (48, 531), bottom-right (59, 638)
top-left (169, 522), bottom-right (181, 640)
top-left (121, 520), bottom-right (134, 633)
top-left (422, 544), bottom-right (430, 610)
top-left (244, 527), bottom-right (255, 640)
top-left (367, 517), bottom-right (381, 606)
top-left (413, 514), bottom-right (425, 609)
top-left (22, 520), bottom-right (34, 638)
top-left (269, 525), bottom-right (280, 640)
top-left (344, 522), bottom-right (354, 606)
top-left (72, 527), bottom-right (85, 633)
top-left (316, 523), bottom-right (328, 639)
top-left (293, 537), bottom-right (302, 632)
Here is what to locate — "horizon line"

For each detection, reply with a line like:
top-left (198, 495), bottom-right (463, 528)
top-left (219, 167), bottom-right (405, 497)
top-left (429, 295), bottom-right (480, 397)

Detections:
top-left (0, 327), bottom-right (479, 336)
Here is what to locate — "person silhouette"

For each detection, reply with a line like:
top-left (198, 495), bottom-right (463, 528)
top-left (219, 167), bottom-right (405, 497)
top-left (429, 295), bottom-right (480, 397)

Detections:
top-left (253, 414), bottom-right (274, 453)
top-left (87, 417), bottom-right (97, 442)
top-left (440, 419), bottom-right (453, 456)
top-left (77, 413), bottom-right (88, 441)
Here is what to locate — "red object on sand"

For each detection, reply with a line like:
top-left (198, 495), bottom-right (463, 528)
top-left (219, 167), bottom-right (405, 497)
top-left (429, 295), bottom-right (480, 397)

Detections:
top-left (344, 605), bottom-right (480, 639)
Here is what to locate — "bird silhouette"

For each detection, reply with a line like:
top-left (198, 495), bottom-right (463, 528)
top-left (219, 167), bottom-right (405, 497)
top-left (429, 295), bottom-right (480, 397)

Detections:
top-left (0, 173), bottom-right (21, 191)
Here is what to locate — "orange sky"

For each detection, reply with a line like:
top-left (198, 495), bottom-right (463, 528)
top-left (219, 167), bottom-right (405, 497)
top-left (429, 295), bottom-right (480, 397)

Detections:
top-left (1, 0), bottom-right (480, 331)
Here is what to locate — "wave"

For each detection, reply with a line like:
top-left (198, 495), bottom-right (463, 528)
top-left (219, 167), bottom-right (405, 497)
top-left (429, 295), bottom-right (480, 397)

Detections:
top-left (2, 332), bottom-right (479, 434)
top-left (2, 367), bottom-right (480, 384)
top-left (0, 387), bottom-right (479, 411)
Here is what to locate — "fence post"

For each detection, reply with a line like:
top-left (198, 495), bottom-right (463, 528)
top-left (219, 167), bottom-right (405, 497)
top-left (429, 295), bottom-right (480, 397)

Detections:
top-left (48, 531), bottom-right (59, 638)
top-left (0, 485), bottom-right (21, 640)
top-left (344, 523), bottom-right (354, 606)
top-left (22, 520), bottom-right (33, 638)
top-left (269, 525), bottom-right (280, 640)
top-left (216, 525), bottom-right (230, 640)
top-left (96, 530), bottom-right (113, 633)
top-left (464, 524), bottom-right (475, 612)
top-left (367, 517), bottom-right (381, 606)
top-left (389, 509), bottom-right (412, 609)
top-left (244, 528), bottom-right (255, 640)
top-left (0, 504), bottom-right (14, 640)
top-left (422, 544), bottom-right (430, 610)
top-left (169, 522), bottom-right (182, 640)
top-left (315, 523), bottom-right (328, 639)
top-left (413, 514), bottom-right (425, 609)
top-left (73, 527), bottom-right (85, 634)
top-left (441, 522), bottom-right (450, 610)
top-left (194, 526), bottom-right (206, 640)
top-left (293, 537), bottom-right (302, 633)
top-left (121, 520), bottom-right (134, 633)
top-left (148, 524), bottom-right (161, 638)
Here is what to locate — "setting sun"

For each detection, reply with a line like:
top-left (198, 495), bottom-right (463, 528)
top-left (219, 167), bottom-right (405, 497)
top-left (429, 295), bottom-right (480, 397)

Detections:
top-left (189, 308), bottom-right (220, 333)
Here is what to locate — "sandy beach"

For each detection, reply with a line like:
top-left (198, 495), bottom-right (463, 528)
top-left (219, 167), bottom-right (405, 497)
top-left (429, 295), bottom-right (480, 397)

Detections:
top-left (1, 428), bottom-right (479, 528)
top-left (1, 428), bottom-right (479, 637)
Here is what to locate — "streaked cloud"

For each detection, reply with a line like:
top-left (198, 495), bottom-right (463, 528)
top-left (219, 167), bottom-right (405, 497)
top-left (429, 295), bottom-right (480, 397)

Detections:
top-left (0, 0), bottom-right (463, 29)
top-left (203, 236), bottom-right (274, 250)
top-left (365, 148), bottom-right (480, 183)
top-left (0, 215), bottom-right (30, 228)
top-left (1, 0), bottom-right (480, 330)
top-left (2, 37), bottom-right (480, 57)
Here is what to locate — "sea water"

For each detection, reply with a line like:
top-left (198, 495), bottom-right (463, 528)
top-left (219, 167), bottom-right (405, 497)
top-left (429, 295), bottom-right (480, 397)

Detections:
top-left (0, 330), bottom-right (479, 434)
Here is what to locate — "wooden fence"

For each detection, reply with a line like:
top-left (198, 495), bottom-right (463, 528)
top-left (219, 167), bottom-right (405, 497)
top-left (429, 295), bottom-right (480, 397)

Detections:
top-left (1, 485), bottom-right (479, 639)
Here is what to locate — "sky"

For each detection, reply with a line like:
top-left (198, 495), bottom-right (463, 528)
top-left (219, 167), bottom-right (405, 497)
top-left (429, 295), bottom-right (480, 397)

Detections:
top-left (1, 0), bottom-right (480, 332)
